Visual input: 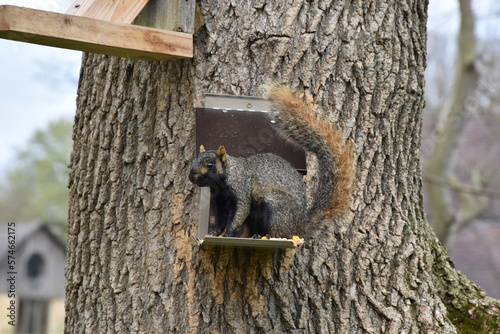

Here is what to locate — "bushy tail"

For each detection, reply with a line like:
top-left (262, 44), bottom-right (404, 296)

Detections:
top-left (262, 84), bottom-right (356, 219)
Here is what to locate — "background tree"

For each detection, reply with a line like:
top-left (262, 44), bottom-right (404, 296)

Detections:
top-left (423, 0), bottom-right (500, 245)
top-left (421, 0), bottom-right (500, 298)
top-left (0, 117), bottom-right (72, 238)
top-left (65, 0), bottom-right (500, 333)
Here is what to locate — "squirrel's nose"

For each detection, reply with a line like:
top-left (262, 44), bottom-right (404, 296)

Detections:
top-left (188, 169), bottom-right (198, 183)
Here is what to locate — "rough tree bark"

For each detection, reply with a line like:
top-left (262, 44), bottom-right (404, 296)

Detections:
top-left (65, 0), bottom-right (500, 333)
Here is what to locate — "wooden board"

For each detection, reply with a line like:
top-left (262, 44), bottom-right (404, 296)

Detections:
top-left (66, 0), bottom-right (150, 24)
top-left (196, 236), bottom-right (303, 249)
top-left (133, 0), bottom-right (196, 34)
top-left (0, 5), bottom-right (192, 61)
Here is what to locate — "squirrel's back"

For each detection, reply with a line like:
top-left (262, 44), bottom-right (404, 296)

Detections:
top-left (227, 152), bottom-right (308, 236)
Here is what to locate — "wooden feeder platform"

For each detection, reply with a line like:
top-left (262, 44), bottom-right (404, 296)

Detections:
top-left (0, 0), bottom-right (194, 61)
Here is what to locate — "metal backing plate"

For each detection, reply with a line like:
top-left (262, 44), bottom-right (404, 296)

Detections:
top-left (205, 94), bottom-right (273, 111)
top-left (195, 108), bottom-right (306, 172)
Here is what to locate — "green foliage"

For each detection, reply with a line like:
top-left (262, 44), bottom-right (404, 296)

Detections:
top-left (0, 118), bottom-right (73, 239)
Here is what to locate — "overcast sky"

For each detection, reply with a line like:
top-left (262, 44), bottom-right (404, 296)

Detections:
top-left (0, 0), bottom-right (498, 175)
top-left (0, 0), bottom-right (79, 173)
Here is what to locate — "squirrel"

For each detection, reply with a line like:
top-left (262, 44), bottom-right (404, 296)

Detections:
top-left (188, 84), bottom-right (356, 238)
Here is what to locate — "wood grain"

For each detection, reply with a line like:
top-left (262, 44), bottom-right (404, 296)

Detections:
top-left (0, 5), bottom-right (192, 60)
top-left (66, 0), bottom-right (150, 24)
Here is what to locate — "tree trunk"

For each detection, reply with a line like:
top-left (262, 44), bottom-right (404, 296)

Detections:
top-left (424, 0), bottom-right (483, 245)
top-left (65, 0), bottom-right (500, 333)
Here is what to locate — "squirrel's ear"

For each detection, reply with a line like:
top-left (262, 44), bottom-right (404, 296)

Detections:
top-left (199, 145), bottom-right (205, 153)
top-left (217, 146), bottom-right (227, 163)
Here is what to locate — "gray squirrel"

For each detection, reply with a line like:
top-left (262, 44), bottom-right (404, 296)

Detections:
top-left (189, 84), bottom-right (355, 238)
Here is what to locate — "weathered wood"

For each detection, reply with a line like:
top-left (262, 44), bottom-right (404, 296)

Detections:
top-left (133, 0), bottom-right (195, 33)
top-left (0, 5), bottom-right (192, 60)
top-left (66, 0), bottom-right (150, 24)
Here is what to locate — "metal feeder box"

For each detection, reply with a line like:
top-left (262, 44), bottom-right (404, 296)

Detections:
top-left (193, 94), bottom-right (306, 249)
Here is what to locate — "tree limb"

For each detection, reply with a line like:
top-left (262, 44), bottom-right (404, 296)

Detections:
top-left (425, 173), bottom-right (500, 198)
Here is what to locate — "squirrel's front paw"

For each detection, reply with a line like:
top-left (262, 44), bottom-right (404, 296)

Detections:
top-left (209, 227), bottom-right (226, 237)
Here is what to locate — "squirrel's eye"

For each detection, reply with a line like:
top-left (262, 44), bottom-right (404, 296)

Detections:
top-left (206, 162), bottom-right (215, 169)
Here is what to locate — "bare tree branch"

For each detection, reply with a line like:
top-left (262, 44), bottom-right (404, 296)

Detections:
top-left (425, 173), bottom-right (500, 198)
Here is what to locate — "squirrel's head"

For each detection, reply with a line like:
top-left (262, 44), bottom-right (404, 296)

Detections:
top-left (189, 145), bottom-right (229, 188)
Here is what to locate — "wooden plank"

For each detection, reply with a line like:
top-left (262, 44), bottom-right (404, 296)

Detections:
top-left (66, 0), bottom-right (150, 24)
top-left (134, 0), bottom-right (195, 34)
top-left (0, 5), bottom-right (192, 61)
